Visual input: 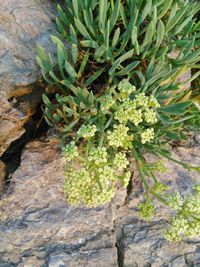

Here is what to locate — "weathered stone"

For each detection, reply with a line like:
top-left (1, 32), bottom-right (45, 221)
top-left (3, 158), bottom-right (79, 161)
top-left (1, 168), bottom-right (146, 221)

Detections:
top-left (0, 0), bottom-right (56, 156)
top-left (1, 138), bottom-right (200, 266)
top-left (0, 160), bottom-right (6, 194)
top-left (117, 145), bottom-right (200, 267)
top-left (0, 139), bottom-right (119, 266)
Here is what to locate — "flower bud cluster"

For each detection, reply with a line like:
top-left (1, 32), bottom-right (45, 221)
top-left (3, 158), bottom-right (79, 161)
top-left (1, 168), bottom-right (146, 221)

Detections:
top-left (113, 152), bottom-right (129, 171)
top-left (138, 199), bottom-right (156, 221)
top-left (107, 124), bottom-right (133, 149)
top-left (167, 192), bottom-right (183, 210)
top-left (77, 124), bottom-right (97, 138)
top-left (64, 144), bottom-right (132, 207)
top-left (193, 184), bottom-right (200, 196)
top-left (154, 160), bottom-right (167, 173)
top-left (141, 128), bottom-right (154, 144)
top-left (184, 195), bottom-right (200, 215)
top-left (165, 188), bottom-right (200, 241)
top-left (114, 100), bottom-right (136, 124)
top-left (64, 164), bottom-right (117, 207)
top-left (100, 95), bottom-right (115, 112)
top-left (121, 171), bottom-right (131, 188)
top-left (153, 182), bottom-right (168, 194)
top-left (135, 93), bottom-right (149, 107)
top-left (143, 108), bottom-right (158, 124)
top-left (148, 95), bottom-right (160, 108)
top-left (118, 79), bottom-right (136, 101)
top-left (62, 141), bottom-right (78, 162)
top-left (88, 146), bottom-right (107, 165)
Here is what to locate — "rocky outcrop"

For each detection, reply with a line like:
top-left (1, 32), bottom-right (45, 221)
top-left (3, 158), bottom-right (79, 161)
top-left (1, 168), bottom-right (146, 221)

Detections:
top-left (0, 0), bottom-right (56, 156)
top-left (0, 138), bottom-right (119, 266)
top-left (0, 138), bottom-right (200, 266)
top-left (0, 1), bottom-right (199, 266)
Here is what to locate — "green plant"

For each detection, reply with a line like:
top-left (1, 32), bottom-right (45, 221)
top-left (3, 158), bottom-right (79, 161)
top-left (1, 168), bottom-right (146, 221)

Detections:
top-left (37, 0), bottom-right (200, 242)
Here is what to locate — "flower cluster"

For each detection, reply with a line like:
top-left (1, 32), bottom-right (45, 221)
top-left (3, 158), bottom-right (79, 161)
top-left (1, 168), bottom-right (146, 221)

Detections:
top-left (152, 182), bottom-right (169, 194)
top-left (100, 95), bottom-right (115, 112)
top-left (154, 160), bottom-right (167, 173)
top-left (118, 79), bottom-right (136, 101)
top-left (113, 152), bottom-right (129, 171)
top-left (135, 92), bottom-right (149, 107)
top-left (113, 79), bottom-right (160, 145)
top-left (148, 95), bottom-right (161, 108)
top-left (141, 128), bottom-right (154, 144)
top-left (77, 124), bottom-right (97, 138)
top-left (165, 188), bottom-right (200, 242)
top-left (167, 192), bottom-right (183, 210)
top-left (63, 143), bottom-right (131, 207)
top-left (107, 124), bottom-right (133, 149)
top-left (64, 164), bottom-right (117, 207)
top-left (121, 171), bottom-right (131, 188)
top-left (88, 146), bottom-right (108, 165)
top-left (143, 108), bottom-right (158, 124)
top-left (62, 141), bottom-right (78, 161)
top-left (138, 199), bottom-right (156, 221)
top-left (114, 100), bottom-right (136, 124)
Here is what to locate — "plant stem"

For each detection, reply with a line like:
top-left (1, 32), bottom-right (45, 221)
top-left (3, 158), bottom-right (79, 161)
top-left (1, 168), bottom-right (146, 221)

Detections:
top-left (132, 148), bottom-right (149, 190)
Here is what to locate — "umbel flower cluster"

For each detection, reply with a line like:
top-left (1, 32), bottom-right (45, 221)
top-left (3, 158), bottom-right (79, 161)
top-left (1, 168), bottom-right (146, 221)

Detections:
top-left (165, 186), bottom-right (200, 242)
top-left (63, 144), bottom-right (130, 207)
top-left (105, 79), bottom-right (160, 146)
top-left (63, 79), bottom-right (160, 206)
top-left (62, 79), bottom-right (200, 241)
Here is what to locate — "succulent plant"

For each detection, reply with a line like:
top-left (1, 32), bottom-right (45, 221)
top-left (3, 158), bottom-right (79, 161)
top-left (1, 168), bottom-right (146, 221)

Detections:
top-left (37, 0), bottom-right (200, 241)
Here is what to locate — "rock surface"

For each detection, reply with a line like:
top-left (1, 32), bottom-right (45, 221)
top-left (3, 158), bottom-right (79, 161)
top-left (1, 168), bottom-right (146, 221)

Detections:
top-left (0, 138), bottom-right (119, 266)
top-left (0, 0), bottom-right (56, 156)
top-left (0, 139), bottom-right (200, 266)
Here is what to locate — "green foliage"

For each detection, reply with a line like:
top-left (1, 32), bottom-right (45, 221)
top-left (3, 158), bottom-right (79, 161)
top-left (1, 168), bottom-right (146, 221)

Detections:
top-left (37, 0), bottom-right (200, 241)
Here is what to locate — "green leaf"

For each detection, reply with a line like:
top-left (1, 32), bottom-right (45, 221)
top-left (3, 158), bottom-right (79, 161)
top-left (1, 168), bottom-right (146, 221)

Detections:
top-left (74, 18), bottom-right (92, 39)
top-left (99, 0), bottom-right (107, 32)
top-left (63, 119), bottom-right (79, 133)
top-left (158, 0), bottom-right (173, 19)
top-left (142, 21), bottom-right (154, 48)
top-left (158, 101), bottom-right (192, 115)
top-left (131, 26), bottom-right (137, 45)
top-left (42, 94), bottom-right (53, 108)
top-left (85, 67), bottom-right (105, 85)
top-left (115, 61), bottom-right (140, 76)
top-left (156, 20), bottom-right (165, 47)
top-left (112, 27), bottom-right (120, 49)
top-left (108, 49), bottom-right (134, 75)
top-left (78, 51), bottom-right (89, 78)
top-left (110, 0), bottom-right (120, 31)
top-left (80, 40), bottom-right (98, 48)
top-left (138, 0), bottom-right (152, 25)
top-left (166, 5), bottom-right (188, 33)
top-left (64, 60), bottom-right (77, 79)
top-left (71, 43), bottom-right (78, 64)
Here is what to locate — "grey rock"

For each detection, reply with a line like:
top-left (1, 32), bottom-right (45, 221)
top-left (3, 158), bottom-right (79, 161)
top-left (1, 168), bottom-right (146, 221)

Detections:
top-left (117, 145), bottom-right (200, 267)
top-left (0, 139), bottom-right (119, 266)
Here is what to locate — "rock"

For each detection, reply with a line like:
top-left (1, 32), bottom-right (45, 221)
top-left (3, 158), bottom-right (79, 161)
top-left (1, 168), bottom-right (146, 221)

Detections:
top-left (0, 0), bottom-right (57, 156)
top-left (1, 139), bottom-right (200, 266)
top-left (0, 138), bottom-right (119, 266)
top-left (116, 145), bottom-right (200, 267)
top-left (0, 160), bottom-right (6, 194)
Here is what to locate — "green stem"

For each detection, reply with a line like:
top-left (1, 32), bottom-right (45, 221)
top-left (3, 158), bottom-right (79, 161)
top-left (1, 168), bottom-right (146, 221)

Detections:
top-left (149, 171), bottom-right (158, 183)
top-left (156, 150), bottom-right (189, 169)
top-left (98, 133), bottom-right (105, 147)
top-left (111, 0), bottom-right (114, 9)
top-left (132, 148), bottom-right (149, 190)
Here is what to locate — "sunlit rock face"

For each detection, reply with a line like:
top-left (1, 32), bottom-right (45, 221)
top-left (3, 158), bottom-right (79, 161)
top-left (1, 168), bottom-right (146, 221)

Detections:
top-left (0, 138), bottom-right (200, 266)
top-left (0, 0), bottom-right (56, 157)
